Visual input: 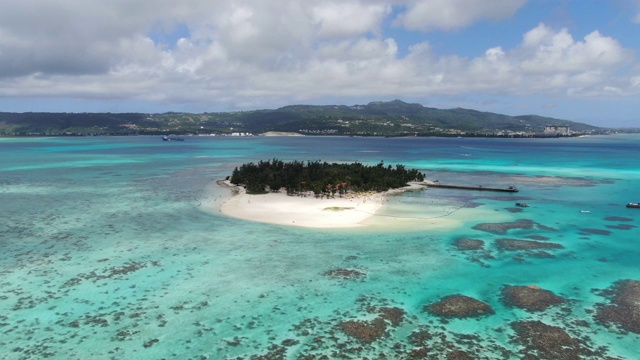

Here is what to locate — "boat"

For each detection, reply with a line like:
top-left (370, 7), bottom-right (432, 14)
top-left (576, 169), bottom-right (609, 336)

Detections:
top-left (515, 202), bottom-right (529, 207)
top-left (162, 135), bottom-right (185, 141)
top-left (626, 202), bottom-right (640, 208)
top-left (580, 210), bottom-right (590, 213)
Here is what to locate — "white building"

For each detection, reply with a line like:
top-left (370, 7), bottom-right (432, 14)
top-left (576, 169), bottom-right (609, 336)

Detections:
top-left (543, 125), bottom-right (570, 135)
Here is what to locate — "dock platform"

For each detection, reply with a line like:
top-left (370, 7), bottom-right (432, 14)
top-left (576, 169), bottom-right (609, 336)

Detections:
top-left (423, 182), bottom-right (519, 192)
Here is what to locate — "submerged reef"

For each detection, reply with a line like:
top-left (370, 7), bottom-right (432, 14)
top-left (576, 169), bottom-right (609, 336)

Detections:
top-left (500, 285), bottom-right (565, 312)
top-left (499, 175), bottom-right (601, 188)
top-left (424, 294), bottom-right (494, 318)
top-left (337, 296), bottom-right (406, 344)
top-left (593, 279), bottom-right (640, 334)
top-left (603, 216), bottom-right (633, 222)
top-left (453, 238), bottom-right (485, 250)
top-left (339, 317), bottom-right (387, 343)
top-left (324, 268), bottom-right (366, 280)
top-left (579, 228), bottom-right (612, 236)
top-left (378, 307), bottom-right (405, 327)
top-left (473, 219), bottom-right (556, 235)
top-left (60, 261), bottom-right (160, 289)
top-left (510, 320), bottom-right (595, 360)
top-left (495, 238), bottom-right (563, 251)
top-left (456, 218), bottom-right (563, 267)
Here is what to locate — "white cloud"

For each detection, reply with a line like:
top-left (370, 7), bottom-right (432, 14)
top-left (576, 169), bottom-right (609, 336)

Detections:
top-left (519, 24), bottom-right (632, 75)
top-left (0, 1), bottom-right (638, 113)
top-left (312, 1), bottom-right (391, 37)
top-left (395, 0), bottom-right (527, 31)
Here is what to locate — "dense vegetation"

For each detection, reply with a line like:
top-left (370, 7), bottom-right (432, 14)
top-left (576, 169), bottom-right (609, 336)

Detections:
top-left (229, 159), bottom-right (425, 195)
top-left (0, 100), bottom-right (610, 137)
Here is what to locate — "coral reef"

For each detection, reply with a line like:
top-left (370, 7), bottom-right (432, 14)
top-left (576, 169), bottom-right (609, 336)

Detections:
top-left (453, 238), bottom-right (484, 250)
top-left (500, 285), bottom-right (565, 312)
top-left (424, 295), bottom-right (494, 318)
top-left (593, 279), bottom-right (640, 334)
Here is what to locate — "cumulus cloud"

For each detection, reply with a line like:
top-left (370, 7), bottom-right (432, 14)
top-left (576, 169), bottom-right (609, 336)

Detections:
top-left (519, 24), bottom-right (633, 73)
top-left (312, 1), bottom-right (391, 37)
top-left (0, 0), bottom-right (638, 112)
top-left (394, 0), bottom-right (527, 31)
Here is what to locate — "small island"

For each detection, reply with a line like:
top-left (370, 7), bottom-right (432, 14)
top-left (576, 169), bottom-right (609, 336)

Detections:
top-left (229, 159), bottom-right (425, 195)
top-left (219, 160), bottom-right (426, 228)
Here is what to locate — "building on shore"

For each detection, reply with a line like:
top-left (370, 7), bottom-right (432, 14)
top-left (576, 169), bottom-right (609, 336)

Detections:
top-left (543, 125), bottom-right (570, 136)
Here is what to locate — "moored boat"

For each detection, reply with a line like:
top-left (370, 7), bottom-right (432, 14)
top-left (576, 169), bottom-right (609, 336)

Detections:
top-left (515, 202), bottom-right (529, 207)
top-left (626, 202), bottom-right (640, 208)
top-left (162, 135), bottom-right (185, 141)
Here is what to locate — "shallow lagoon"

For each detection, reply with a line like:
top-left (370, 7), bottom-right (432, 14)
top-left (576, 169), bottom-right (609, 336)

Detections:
top-left (1, 135), bottom-right (639, 359)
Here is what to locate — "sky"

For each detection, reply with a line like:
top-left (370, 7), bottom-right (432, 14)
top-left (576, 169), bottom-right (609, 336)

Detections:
top-left (0, 0), bottom-right (639, 127)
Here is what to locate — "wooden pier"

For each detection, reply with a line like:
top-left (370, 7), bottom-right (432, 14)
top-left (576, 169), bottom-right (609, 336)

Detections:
top-left (423, 182), bottom-right (519, 192)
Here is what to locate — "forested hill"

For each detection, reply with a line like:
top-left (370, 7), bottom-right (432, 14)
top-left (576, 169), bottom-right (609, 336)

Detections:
top-left (0, 100), bottom-right (604, 137)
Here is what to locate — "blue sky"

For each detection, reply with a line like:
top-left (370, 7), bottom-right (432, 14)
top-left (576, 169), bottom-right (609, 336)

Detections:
top-left (0, 0), bottom-right (639, 127)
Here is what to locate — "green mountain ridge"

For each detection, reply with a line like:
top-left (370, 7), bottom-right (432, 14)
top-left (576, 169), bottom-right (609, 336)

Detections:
top-left (0, 100), bottom-right (607, 137)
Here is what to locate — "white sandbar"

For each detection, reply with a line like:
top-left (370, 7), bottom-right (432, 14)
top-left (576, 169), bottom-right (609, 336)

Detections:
top-left (219, 182), bottom-right (387, 228)
top-left (215, 181), bottom-right (467, 231)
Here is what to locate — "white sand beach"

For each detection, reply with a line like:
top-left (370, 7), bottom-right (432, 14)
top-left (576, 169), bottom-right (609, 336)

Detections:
top-left (219, 181), bottom-right (386, 228)
top-left (214, 180), bottom-right (467, 231)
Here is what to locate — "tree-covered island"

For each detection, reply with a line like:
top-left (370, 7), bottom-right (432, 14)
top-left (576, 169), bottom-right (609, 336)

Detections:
top-left (229, 159), bottom-right (425, 196)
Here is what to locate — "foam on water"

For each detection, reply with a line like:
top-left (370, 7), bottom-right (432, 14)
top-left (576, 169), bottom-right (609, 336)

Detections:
top-left (1, 135), bottom-right (639, 359)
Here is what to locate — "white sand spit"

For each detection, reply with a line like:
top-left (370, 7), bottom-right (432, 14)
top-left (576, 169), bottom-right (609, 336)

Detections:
top-left (219, 183), bottom-right (385, 228)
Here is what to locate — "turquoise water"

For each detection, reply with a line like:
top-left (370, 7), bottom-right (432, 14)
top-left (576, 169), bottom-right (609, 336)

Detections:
top-left (1, 135), bottom-right (639, 359)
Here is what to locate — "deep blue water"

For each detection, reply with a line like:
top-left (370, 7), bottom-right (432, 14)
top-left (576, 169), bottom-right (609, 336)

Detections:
top-left (1, 135), bottom-right (639, 359)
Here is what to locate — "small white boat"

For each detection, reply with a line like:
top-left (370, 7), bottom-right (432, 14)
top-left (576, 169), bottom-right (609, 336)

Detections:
top-left (162, 135), bottom-right (185, 141)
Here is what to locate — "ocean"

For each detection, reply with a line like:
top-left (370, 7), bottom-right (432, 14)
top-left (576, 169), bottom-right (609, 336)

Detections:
top-left (1, 134), bottom-right (639, 359)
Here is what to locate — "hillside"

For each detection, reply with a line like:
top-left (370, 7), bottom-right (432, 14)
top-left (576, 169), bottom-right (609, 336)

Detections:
top-left (0, 100), bottom-right (604, 137)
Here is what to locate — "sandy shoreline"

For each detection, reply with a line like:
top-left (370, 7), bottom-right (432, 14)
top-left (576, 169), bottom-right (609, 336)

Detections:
top-left (218, 180), bottom-right (392, 228)
top-left (213, 180), bottom-right (468, 231)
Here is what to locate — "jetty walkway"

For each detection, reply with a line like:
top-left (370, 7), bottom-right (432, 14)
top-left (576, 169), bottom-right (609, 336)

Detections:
top-left (421, 181), bottom-right (519, 193)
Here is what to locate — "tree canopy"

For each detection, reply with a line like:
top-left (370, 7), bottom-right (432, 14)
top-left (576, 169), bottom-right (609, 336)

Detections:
top-left (229, 159), bottom-right (425, 195)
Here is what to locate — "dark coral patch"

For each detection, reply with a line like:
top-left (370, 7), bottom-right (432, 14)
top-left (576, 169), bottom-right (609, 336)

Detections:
top-left (143, 338), bottom-right (159, 348)
top-left (525, 235), bottom-right (550, 241)
top-left (531, 251), bottom-right (555, 258)
top-left (510, 321), bottom-right (591, 360)
top-left (593, 279), bottom-right (640, 334)
top-left (605, 224), bottom-right (636, 230)
top-left (60, 261), bottom-right (160, 289)
top-left (473, 219), bottom-right (556, 235)
top-left (254, 345), bottom-right (287, 359)
top-left (339, 317), bottom-right (387, 343)
top-left (447, 349), bottom-right (475, 360)
top-left (473, 219), bottom-right (535, 234)
top-left (324, 268), bottom-right (366, 280)
top-left (603, 216), bottom-right (633, 222)
top-left (424, 294), bottom-right (494, 318)
top-left (501, 285), bottom-right (565, 312)
top-left (453, 238), bottom-right (484, 251)
top-left (495, 238), bottom-right (563, 251)
top-left (378, 307), bottom-right (405, 327)
top-left (407, 328), bottom-right (433, 347)
top-left (579, 228), bottom-right (611, 236)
